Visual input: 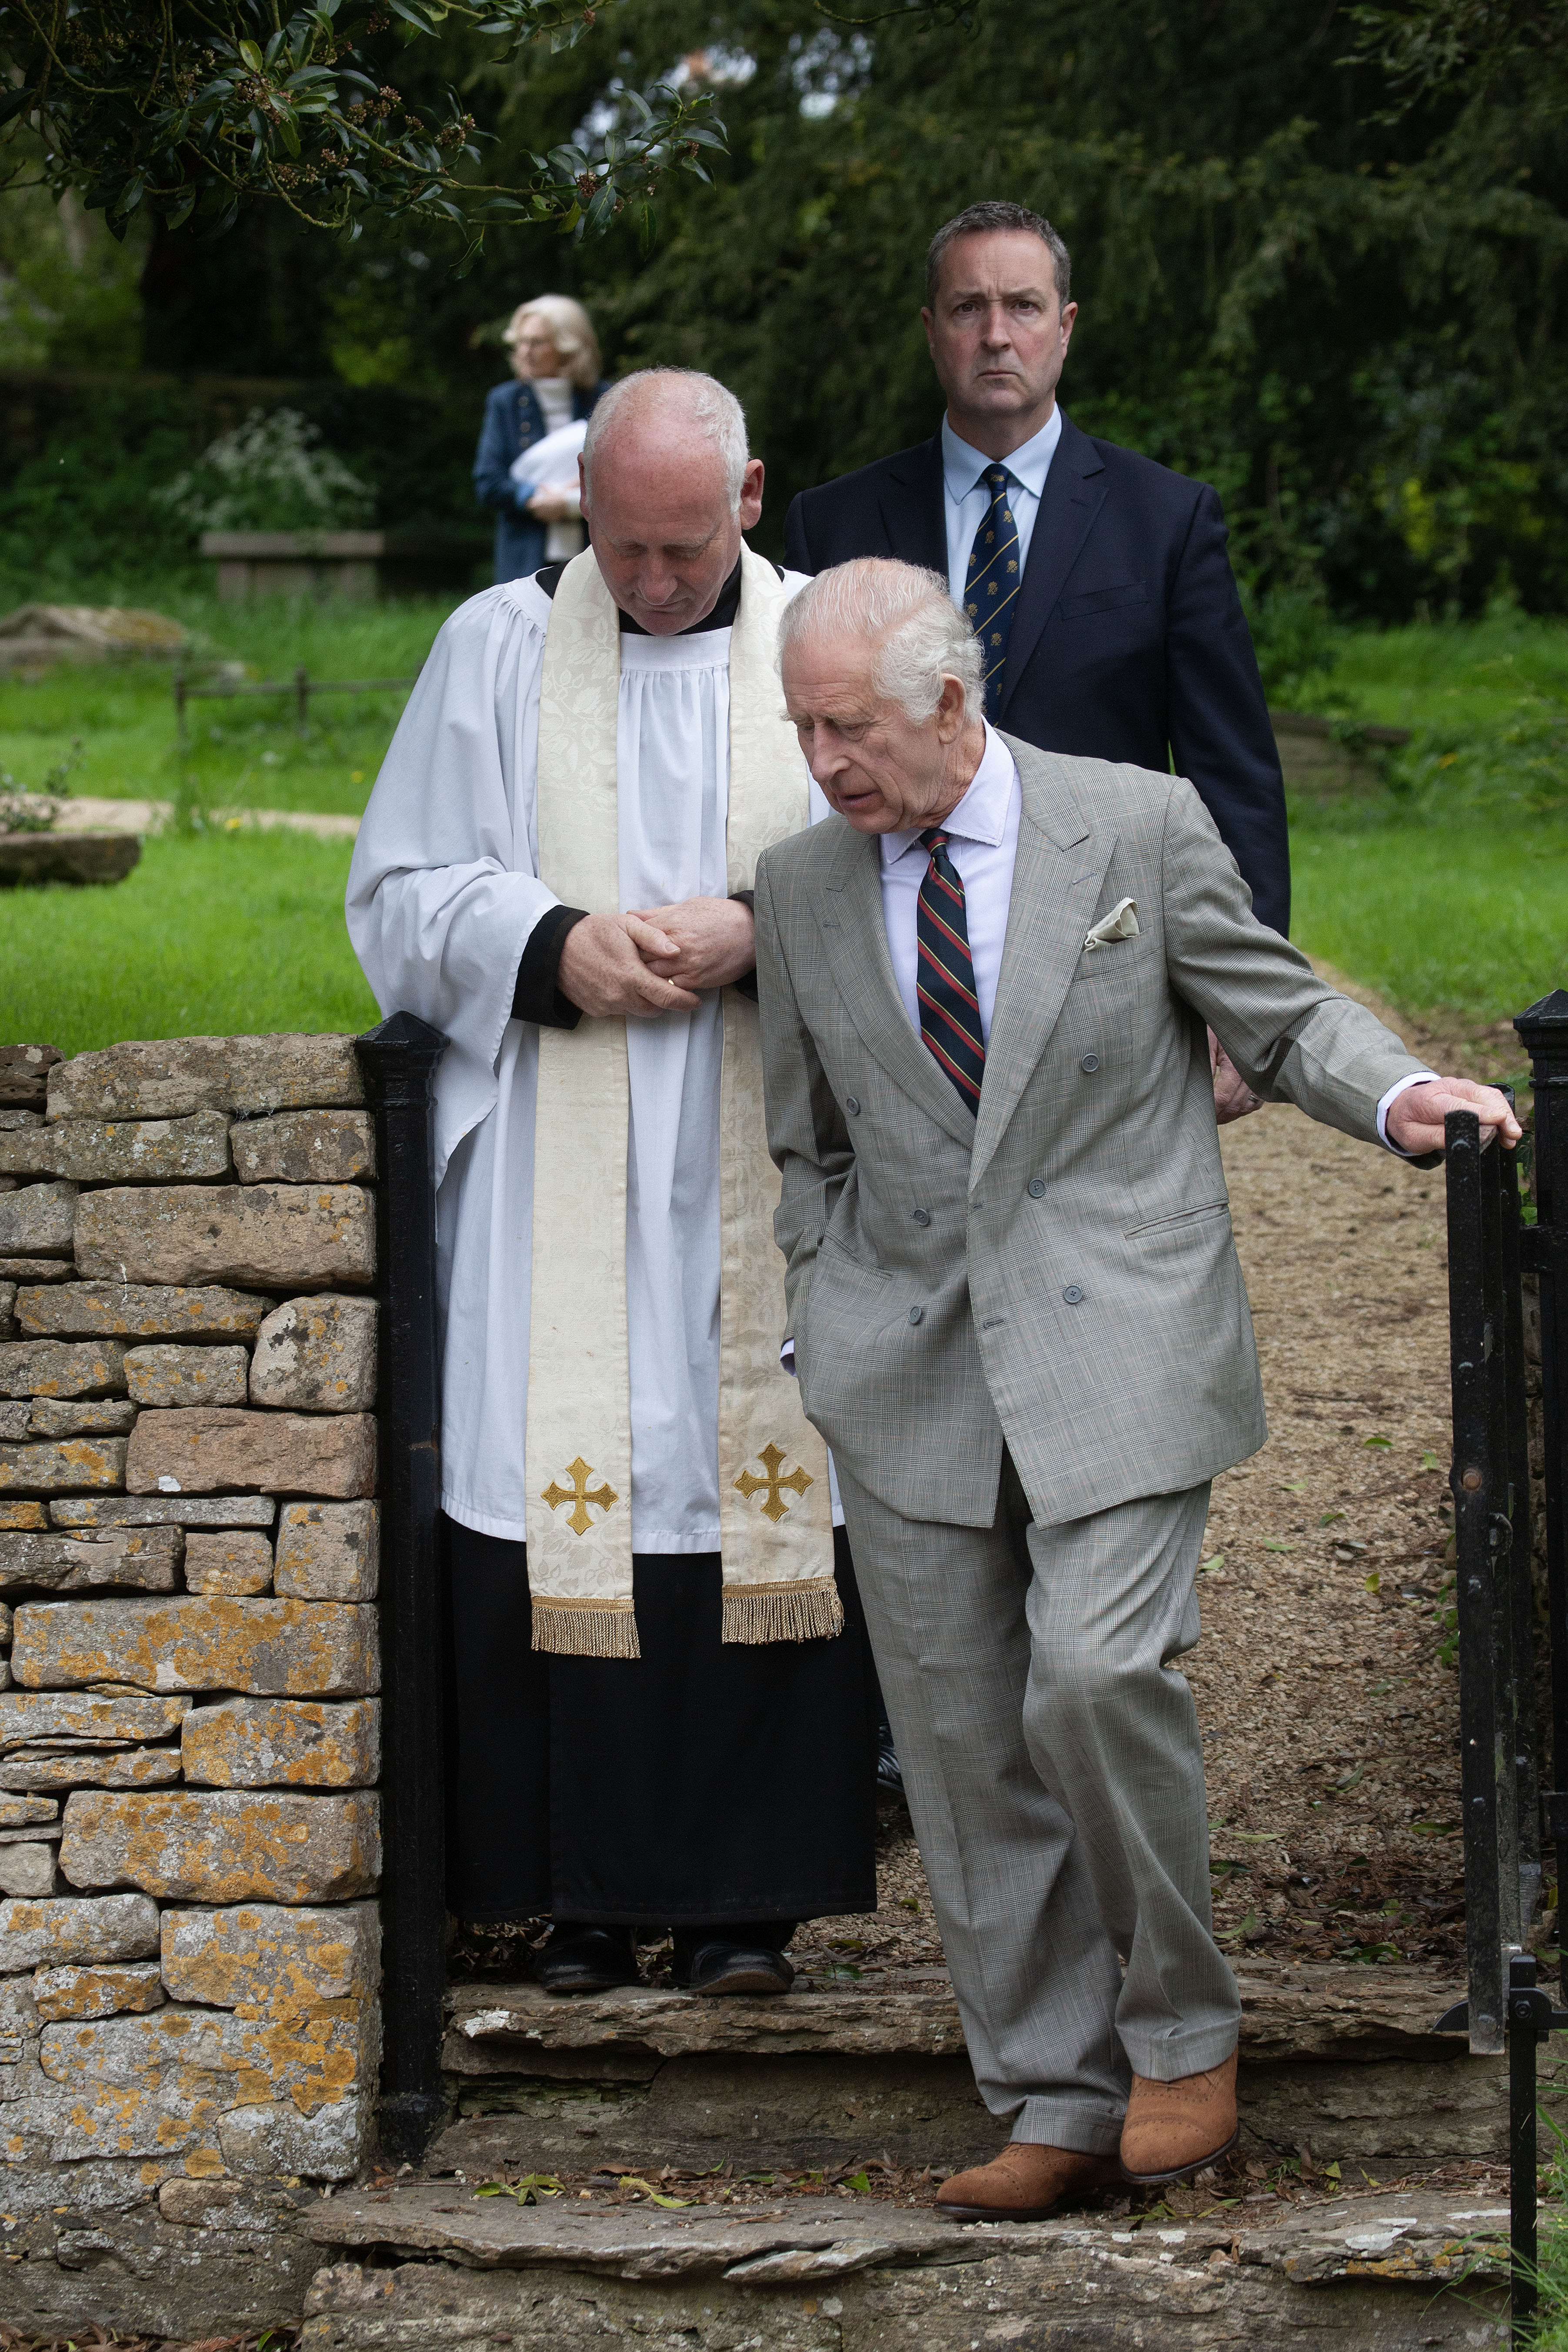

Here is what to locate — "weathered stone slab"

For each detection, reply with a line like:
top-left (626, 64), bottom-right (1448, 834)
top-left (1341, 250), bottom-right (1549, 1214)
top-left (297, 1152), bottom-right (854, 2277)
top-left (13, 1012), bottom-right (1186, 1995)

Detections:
top-left (37, 1997), bottom-right (370, 2162)
top-left (0, 1527), bottom-right (181, 1594)
top-left (0, 1891), bottom-right (160, 1969)
top-left (0, 1406), bottom-right (23, 1442)
top-left (0, 1800), bottom-right (55, 1827)
top-left (0, 1258), bottom-right (73, 1284)
top-left (60, 1790), bottom-right (381, 1903)
top-left (0, 1284), bottom-right (13, 1335)
top-left (125, 1344), bottom-right (249, 1408)
top-left (161, 1899), bottom-right (378, 2007)
top-left (0, 1113), bottom-right (232, 1184)
top-left (220, 2093), bottom-right (367, 2178)
top-left (273, 1501), bottom-right (378, 1602)
top-left (273, 1501), bottom-right (379, 1603)
top-left (0, 1438), bottom-right (127, 1494)
top-left (33, 1960), bottom-right (164, 2021)
top-left (0, 1749), bottom-right (183, 1791)
top-left (0, 1693), bottom-right (189, 1749)
top-left (0, 1046), bottom-right (59, 1111)
top-left (0, 1184), bottom-right (75, 1258)
top-left (183, 1529), bottom-right (272, 1596)
top-left (75, 1182), bottom-right (375, 1290)
top-left (126, 1408), bottom-right (375, 1498)
top-left (0, 1846), bottom-right (56, 1897)
top-left (0, 1340), bottom-right (127, 1398)
top-left (182, 1699), bottom-right (380, 1789)
top-left (233, 1110), bottom-right (376, 1185)
top-left (0, 1505), bottom-right (45, 1532)
top-left (52, 1493), bottom-right (276, 1530)
top-left (48, 1033), bottom-right (366, 1121)
top-left (250, 1296), bottom-right (376, 1413)
top-left (23, 1399), bottom-right (137, 1438)
top-left (13, 1596), bottom-right (377, 1697)
top-left (18, 1281), bottom-right (272, 1341)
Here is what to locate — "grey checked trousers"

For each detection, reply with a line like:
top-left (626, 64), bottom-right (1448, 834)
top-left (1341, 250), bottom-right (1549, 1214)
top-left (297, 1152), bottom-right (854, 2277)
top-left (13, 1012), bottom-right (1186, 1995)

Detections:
top-left (837, 1455), bottom-right (1241, 2152)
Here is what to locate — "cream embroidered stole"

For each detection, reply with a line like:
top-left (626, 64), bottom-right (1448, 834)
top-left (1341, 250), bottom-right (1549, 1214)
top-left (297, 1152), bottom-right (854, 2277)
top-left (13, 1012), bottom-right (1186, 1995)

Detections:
top-left (525, 544), bottom-right (838, 1658)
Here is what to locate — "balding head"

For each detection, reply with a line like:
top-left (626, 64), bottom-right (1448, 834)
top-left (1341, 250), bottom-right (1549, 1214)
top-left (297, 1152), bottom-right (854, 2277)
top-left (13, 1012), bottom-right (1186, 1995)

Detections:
top-left (579, 369), bottom-right (764, 634)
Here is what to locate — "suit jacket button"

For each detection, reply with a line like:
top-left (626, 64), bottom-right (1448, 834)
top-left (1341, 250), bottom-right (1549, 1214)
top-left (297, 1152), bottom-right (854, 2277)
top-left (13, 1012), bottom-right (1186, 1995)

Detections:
top-left (911, 1208), bottom-right (931, 1226)
top-left (908, 1305), bottom-right (924, 1325)
top-left (1081, 1053), bottom-right (1101, 1073)
top-left (1028, 1178), bottom-right (1046, 1198)
top-left (844, 1095), bottom-right (861, 1115)
top-left (1062, 1284), bottom-right (1084, 1304)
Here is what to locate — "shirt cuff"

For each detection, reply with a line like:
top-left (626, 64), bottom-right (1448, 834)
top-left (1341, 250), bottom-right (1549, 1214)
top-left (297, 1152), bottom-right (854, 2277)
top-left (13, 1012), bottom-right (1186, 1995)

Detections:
top-left (1376, 1070), bottom-right (1440, 1156)
top-left (511, 904), bottom-right (589, 1029)
top-left (730, 889), bottom-right (758, 1004)
top-left (780, 1339), bottom-right (796, 1376)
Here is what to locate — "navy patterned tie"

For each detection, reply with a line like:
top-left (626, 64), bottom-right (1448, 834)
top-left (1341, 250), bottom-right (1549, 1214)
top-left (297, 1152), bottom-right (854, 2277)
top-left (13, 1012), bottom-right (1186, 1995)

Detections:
top-left (916, 827), bottom-right (985, 1111)
top-left (964, 464), bottom-right (1021, 721)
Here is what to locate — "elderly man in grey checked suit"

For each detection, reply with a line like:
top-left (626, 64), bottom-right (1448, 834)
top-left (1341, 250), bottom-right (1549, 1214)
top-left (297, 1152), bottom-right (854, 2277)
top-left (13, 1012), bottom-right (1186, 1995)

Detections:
top-left (753, 556), bottom-right (1519, 2221)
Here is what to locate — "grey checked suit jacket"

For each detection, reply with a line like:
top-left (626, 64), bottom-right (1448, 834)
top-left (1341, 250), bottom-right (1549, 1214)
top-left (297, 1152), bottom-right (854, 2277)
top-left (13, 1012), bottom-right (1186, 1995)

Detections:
top-left (754, 735), bottom-right (1429, 1533)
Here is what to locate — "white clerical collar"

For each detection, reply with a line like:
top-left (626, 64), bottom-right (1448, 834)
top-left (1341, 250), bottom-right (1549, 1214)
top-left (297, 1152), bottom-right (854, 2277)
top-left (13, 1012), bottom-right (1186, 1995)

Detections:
top-left (881, 723), bottom-right (1017, 865)
top-left (941, 406), bottom-right (1062, 504)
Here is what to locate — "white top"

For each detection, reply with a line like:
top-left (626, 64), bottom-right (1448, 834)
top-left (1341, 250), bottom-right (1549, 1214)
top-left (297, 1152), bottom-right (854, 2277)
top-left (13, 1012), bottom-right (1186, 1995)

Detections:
top-left (941, 408), bottom-right (1064, 607)
top-left (878, 722), bottom-right (1021, 1047)
top-left (874, 721), bottom-right (1431, 1148)
top-left (531, 376), bottom-right (576, 433)
top-left (346, 570), bottom-right (829, 1550)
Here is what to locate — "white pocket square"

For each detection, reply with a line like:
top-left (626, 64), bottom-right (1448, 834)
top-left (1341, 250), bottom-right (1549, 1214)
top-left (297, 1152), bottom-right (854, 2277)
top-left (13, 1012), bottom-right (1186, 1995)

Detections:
top-left (1083, 896), bottom-right (1140, 952)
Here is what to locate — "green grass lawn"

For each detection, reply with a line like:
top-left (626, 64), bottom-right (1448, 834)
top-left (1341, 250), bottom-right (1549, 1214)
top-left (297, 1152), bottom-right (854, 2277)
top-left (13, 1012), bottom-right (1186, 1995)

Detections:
top-left (0, 829), bottom-right (377, 1055)
top-left (0, 588), bottom-right (455, 819)
top-left (0, 591), bottom-right (1563, 1048)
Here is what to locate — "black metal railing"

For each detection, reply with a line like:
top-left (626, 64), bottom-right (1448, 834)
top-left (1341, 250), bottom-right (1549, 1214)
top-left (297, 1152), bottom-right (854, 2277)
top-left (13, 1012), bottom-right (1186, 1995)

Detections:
top-left (1436, 988), bottom-right (1568, 2342)
top-left (357, 1011), bottom-right (450, 2164)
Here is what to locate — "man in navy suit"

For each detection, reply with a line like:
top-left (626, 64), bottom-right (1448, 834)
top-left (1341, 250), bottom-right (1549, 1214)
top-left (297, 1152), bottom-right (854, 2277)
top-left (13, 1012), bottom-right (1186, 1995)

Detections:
top-left (784, 201), bottom-right (1290, 947)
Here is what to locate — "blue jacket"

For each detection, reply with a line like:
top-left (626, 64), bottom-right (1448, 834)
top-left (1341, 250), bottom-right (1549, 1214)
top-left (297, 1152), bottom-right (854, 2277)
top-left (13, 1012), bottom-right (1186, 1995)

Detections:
top-left (473, 378), bottom-right (607, 583)
top-left (784, 413), bottom-right (1289, 936)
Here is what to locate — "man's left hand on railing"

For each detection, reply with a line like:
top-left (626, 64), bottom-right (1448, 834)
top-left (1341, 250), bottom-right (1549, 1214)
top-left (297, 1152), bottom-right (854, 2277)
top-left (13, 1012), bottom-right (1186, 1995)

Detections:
top-left (1385, 1076), bottom-right (1523, 1158)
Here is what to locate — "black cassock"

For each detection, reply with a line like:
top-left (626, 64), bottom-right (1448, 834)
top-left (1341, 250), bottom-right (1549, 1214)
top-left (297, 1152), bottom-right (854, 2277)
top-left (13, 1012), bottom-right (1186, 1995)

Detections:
top-left (445, 1518), bottom-right (877, 1928)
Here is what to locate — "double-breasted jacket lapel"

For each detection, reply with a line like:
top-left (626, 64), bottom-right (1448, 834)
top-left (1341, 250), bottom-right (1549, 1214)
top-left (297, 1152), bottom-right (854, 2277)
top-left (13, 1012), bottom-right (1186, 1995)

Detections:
top-left (998, 415), bottom-right (1108, 725)
top-left (876, 436), bottom-right (947, 574)
top-left (968, 741), bottom-right (1117, 1191)
top-left (819, 820), bottom-right (978, 1152)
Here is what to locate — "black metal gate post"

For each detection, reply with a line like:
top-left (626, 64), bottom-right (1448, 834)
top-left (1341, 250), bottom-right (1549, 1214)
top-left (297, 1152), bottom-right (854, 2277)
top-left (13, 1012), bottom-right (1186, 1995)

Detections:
top-left (357, 1011), bottom-right (450, 2164)
top-left (1518, 991), bottom-right (1568, 1945)
top-left (1437, 1025), bottom-right (1568, 2345)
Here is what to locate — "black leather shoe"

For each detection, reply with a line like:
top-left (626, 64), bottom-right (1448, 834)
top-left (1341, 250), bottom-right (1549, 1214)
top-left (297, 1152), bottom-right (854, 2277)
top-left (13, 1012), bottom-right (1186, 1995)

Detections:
top-left (532, 1923), bottom-right (642, 1995)
top-left (876, 1722), bottom-right (906, 1800)
top-left (676, 1940), bottom-right (795, 1996)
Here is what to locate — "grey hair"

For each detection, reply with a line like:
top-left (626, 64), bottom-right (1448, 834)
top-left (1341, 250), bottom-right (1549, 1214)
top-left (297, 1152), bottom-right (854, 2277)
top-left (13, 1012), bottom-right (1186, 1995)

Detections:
top-left (926, 200), bottom-right (1071, 309)
top-left (778, 558), bottom-right (984, 724)
top-left (581, 368), bottom-right (750, 509)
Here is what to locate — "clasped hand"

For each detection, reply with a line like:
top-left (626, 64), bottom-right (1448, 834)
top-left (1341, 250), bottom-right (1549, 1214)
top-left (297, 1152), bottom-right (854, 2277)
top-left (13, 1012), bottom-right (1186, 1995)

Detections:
top-left (557, 897), bottom-right (756, 1021)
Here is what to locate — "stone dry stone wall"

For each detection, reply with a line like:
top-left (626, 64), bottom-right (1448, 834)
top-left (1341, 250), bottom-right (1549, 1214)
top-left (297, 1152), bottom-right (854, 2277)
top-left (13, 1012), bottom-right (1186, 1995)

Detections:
top-left (0, 1034), bottom-right (380, 2325)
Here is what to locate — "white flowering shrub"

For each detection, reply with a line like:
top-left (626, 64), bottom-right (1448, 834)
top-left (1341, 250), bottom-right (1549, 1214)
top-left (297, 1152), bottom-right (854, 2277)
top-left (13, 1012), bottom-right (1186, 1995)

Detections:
top-left (157, 408), bottom-right (375, 535)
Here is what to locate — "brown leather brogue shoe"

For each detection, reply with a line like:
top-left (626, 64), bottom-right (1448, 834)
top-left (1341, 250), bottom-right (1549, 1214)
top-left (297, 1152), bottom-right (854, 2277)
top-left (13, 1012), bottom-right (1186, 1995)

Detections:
top-left (1119, 2047), bottom-right (1239, 2184)
top-left (937, 2142), bottom-right (1124, 2222)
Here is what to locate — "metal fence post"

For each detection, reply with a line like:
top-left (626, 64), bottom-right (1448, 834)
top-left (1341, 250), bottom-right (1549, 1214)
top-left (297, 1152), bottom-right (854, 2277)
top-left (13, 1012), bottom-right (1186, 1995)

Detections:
top-left (356, 1010), bottom-right (450, 2164)
top-left (1517, 991), bottom-right (1568, 1951)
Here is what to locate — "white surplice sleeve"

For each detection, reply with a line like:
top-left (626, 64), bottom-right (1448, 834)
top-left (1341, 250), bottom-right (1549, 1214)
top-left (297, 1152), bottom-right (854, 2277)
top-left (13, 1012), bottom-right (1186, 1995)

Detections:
top-left (345, 583), bottom-right (558, 1185)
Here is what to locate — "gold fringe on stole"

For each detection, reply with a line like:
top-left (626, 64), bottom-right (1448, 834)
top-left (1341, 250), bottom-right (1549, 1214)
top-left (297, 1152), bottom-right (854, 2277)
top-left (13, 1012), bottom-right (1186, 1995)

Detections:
top-left (720, 1578), bottom-right (845, 1646)
top-left (530, 1597), bottom-right (641, 1659)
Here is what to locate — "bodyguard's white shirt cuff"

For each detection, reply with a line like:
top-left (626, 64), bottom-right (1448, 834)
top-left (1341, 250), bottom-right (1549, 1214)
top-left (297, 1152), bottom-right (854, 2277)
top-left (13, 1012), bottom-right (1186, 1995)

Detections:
top-left (1376, 1070), bottom-right (1440, 1155)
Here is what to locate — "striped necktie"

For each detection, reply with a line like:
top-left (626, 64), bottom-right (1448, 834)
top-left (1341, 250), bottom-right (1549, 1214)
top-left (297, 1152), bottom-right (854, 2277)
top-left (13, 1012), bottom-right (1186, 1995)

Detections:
top-left (916, 827), bottom-right (985, 1111)
top-left (964, 464), bottom-right (1021, 721)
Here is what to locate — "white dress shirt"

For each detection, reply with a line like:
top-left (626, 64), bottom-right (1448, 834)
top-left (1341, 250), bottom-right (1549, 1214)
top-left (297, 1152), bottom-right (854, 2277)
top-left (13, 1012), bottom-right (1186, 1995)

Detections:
top-left (876, 724), bottom-right (1433, 1148)
top-left (941, 407), bottom-right (1063, 609)
top-left (879, 722), bottom-right (1020, 1045)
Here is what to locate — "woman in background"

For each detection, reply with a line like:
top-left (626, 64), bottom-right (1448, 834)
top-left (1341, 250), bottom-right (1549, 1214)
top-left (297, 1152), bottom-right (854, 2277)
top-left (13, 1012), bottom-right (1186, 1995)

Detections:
top-left (472, 295), bottom-right (607, 583)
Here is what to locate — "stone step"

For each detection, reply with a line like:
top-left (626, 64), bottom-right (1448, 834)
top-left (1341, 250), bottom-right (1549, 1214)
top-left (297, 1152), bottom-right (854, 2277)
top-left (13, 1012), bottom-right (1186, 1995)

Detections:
top-left (298, 2178), bottom-right (1510, 2349)
top-left (437, 1962), bottom-right (1535, 2178)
